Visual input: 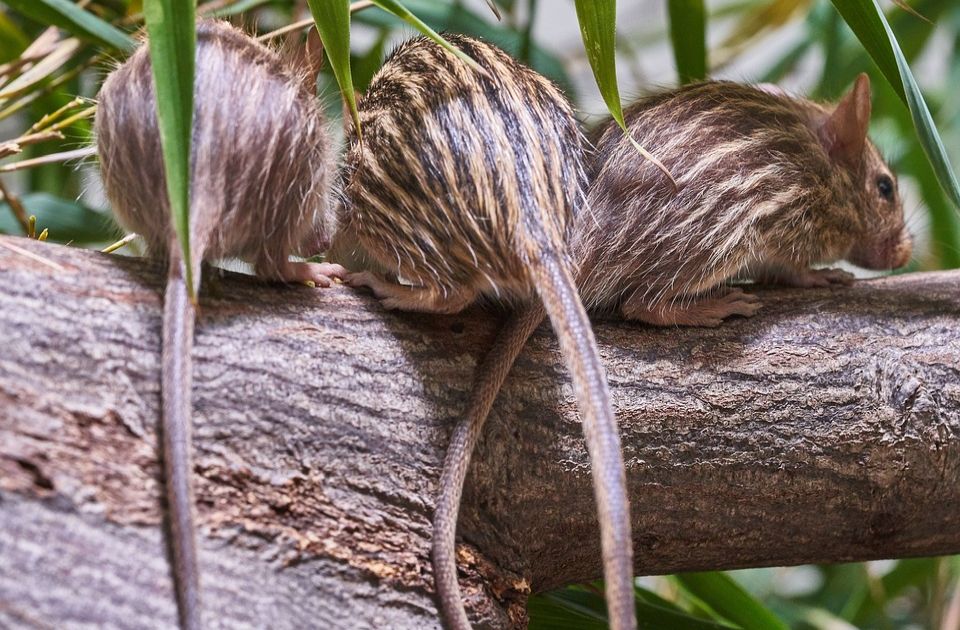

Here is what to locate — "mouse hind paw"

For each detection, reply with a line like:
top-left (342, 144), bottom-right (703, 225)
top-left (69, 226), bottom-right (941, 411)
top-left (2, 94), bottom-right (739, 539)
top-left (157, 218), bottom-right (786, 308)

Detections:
top-left (624, 287), bottom-right (761, 327)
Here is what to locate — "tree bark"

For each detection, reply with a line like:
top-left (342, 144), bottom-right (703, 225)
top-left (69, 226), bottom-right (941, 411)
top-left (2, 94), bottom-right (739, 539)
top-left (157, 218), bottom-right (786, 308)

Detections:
top-left (1, 235), bottom-right (959, 629)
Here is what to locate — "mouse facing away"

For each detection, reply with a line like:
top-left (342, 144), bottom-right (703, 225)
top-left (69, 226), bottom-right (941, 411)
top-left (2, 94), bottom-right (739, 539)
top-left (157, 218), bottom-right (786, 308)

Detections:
top-left (576, 73), bottom-right (912, 325)
top-left (333, 35), bottom-right (636, 630)
top-left (96, 19), bottom-right (343, 629)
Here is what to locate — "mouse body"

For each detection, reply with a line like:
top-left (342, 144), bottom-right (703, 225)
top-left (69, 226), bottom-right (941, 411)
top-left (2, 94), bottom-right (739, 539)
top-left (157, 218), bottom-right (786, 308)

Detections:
top-left (96, 19), bottom-right (342, 628)
top-left (577, 74), bottom-right (911, 326)
top-left (334, 34), bottom-right (636, 630)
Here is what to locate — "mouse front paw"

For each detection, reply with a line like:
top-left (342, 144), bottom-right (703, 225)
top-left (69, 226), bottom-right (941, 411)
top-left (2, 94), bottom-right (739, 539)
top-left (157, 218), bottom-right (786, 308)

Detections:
top-left (271, 261), bottom-right (349, 288)
top-left (766, 267), bottom-right (855, 288)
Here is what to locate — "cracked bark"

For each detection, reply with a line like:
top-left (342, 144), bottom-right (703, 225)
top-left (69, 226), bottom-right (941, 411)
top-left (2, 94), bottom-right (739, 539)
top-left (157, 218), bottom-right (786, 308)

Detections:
top-left (0, 235), bottom-right (958, 629)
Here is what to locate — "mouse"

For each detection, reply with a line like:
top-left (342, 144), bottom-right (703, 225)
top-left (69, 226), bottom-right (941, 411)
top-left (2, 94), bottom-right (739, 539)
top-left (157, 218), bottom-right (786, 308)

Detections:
top-left (576, 73), bottom-right (912, 325)
top-left (331, 34), bottom-right (636, 630)
top-left (95, 19), bottom-right (343, 629)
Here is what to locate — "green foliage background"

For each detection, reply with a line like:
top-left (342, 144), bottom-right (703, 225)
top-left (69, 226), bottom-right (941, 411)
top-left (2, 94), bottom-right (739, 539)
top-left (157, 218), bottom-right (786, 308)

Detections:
top-left (0, 0), bottom-right (958, 627)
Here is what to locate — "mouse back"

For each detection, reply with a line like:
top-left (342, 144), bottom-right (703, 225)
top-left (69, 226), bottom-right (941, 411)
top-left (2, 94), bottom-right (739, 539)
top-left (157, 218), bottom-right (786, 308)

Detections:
top-left (578, 76), bottom-right (910, 310)
top-left (339, 34), bottom-right (586, 304)
top-left (96, 20), bottom-right (333, 275)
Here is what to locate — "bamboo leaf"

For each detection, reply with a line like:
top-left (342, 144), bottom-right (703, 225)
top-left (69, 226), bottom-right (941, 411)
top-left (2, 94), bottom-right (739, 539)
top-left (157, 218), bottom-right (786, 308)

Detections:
top-left (143, 0), bottom-right (195, 297)
top-left (675, 572), bottom-right (789, 630)
top-left (667, 0), bottom-right (707, 83)
top-left (369, 0), bottom-right (486, 76)
top-left (3, 0), bottom-right (135, 52)
top-left (830, 0), bottom-right (960, 210)
top-left (307, 0), bottom-right (361, 136)
top-left (574, 0), bottom-right (676, 187)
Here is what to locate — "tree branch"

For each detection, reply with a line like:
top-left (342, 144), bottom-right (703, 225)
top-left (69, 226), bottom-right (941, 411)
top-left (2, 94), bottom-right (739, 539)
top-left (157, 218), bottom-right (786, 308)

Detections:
top-left (1, 235), bottom-right (958, 628)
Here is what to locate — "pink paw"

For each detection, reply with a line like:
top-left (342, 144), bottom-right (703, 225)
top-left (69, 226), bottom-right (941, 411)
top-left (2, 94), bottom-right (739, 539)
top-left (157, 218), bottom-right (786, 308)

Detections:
top-left (794, 268), bottom-right (855, 288)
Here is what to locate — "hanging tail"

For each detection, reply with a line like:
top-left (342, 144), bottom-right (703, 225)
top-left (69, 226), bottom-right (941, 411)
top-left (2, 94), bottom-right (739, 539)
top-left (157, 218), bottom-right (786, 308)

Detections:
top-left (432, 305), bottom-right (546, 630)
top-left (432, 247), bottom-right (634, 630)
top-left (531, 249), bottom-right (635, 630)
top-left (162, 257), bottom-right (202, 630)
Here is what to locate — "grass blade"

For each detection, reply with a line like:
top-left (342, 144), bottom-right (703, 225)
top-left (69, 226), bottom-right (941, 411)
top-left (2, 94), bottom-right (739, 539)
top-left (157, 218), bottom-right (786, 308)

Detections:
top-left (675, 572), bottom-right (789, 630)
top-left (143, 0), bottom-right (195, 297)
top-left (369, 0), bottom-right (486, 76)
top-left (307, 0), bottom-right (361, 136)
top-left (3, 0), bottom-right (134, 52)
top-left (667, 0), bottom-right (707, 83)
top-left (574, 0), bottom-right (676, 187)
top-left (830, 0), bottom-right (960, 210)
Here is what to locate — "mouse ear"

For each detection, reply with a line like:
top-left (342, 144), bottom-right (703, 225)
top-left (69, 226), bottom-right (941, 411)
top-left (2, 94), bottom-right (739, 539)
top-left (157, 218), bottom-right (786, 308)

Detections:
top-left (819, 73), bottom-right (872, 168)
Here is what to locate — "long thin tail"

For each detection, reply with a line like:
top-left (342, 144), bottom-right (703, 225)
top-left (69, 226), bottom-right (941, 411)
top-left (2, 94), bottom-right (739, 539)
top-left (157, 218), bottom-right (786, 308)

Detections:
top-left (533, 249), bottom-right (635, 630)
top-left (432, 305), bottom-right (546, 630)
top-left (163, 259), bottom-right (202, 630)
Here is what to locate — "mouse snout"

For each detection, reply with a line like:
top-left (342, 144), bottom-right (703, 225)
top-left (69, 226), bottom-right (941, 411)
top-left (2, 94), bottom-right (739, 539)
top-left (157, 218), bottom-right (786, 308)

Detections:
top-left (849, 226), bottom-right (913, 270)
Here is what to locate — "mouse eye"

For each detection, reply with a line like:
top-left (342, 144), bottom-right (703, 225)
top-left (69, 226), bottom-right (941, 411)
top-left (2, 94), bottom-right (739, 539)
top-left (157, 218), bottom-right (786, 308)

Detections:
top-left (877, 175), bottom-right (895, 202)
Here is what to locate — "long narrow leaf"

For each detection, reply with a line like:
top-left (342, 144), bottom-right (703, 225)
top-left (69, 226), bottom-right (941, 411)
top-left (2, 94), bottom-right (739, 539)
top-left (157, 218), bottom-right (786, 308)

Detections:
top-left (370, 0), bottom-right (486, 76)
top-left (667, 0), bottom-right (707, 83)
top-left (574, 0), bottom-right (675, 186)
top-left (143, 0), bottom-right (196, 297)
top-left (675, 572), bottom-right (789, 630)
top-left (830, 0), bottom-right (960, 210)
top-left (307, 0), bottom-right (361, 136)
top-left (3, 0), bottom-right (134, 52)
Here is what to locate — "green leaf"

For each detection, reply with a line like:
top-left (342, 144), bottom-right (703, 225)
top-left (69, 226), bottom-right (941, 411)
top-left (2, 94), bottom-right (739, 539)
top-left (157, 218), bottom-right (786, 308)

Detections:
top-left (529, 585), bottom-right (737, 630)
top-left (667, 0), bottom-right (707, 83)
top-left (675, 572), bottom-right (789, 630)
top-left (369, 0), bottom-right (486, 76)
top-left (0, 193), bottom-right (115, 244)
top-left (143, 0), bottom-right (195, 296)
top-left (3, 0), bottom-right (134, 52)
top-left (829, 0), bottom-right (960, 210)
top-left (0, 12), bottom-right (29, 63)
top-left (573, 0), bottom-right (622, 126)
top-left (574, 0), bottom-right (675, 186)
top-left (307, 0), bottom-right (361, 136)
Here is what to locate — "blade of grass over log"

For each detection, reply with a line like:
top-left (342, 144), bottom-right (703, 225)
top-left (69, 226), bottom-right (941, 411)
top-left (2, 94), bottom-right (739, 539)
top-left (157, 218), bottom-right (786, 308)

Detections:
top-left (830, 0), bottom-right (960, 210)
top-left (370, 0), bottom-right (487, 77)
top-left (674, 572), bottom-right (789, 630)
top-left (3, 0), bottom-right (134, 52)
top-left (143, 0), bottom-right (196, 298)
top-left (573, 0), bottom-right (676, 188)
top-left (667, 0), bottom-right (707, 83)
top-left (307, 0), bottom-right (361, 136)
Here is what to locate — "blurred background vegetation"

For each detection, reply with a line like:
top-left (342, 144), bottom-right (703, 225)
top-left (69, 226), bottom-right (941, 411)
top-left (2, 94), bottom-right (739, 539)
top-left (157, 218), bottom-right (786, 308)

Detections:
top-left (0, 0), bottom-right (958, 627)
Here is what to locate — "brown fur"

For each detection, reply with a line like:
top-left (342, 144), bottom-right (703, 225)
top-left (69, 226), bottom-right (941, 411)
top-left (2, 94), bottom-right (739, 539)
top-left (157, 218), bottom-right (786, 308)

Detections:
top-left (333, 35), bottom-right (635, 630)
top-left (578, 75), bottom-right (911, 325)
top-left (97, 19), bottom-right (335, 281)
top-left (95, 20), bottom-right (341, 630)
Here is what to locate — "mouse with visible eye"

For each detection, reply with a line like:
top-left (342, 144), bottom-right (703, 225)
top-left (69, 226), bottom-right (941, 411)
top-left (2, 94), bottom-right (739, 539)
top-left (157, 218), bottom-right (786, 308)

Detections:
top-left (576, 74), bottom-right (912, 326)
top-left (96, 19), bottom-right (343, 629)
top-left (333, 35), bottom-right (636, 630)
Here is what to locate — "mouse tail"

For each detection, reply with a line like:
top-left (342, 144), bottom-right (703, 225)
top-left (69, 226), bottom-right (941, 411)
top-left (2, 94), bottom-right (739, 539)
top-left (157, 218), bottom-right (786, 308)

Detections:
top-left (163, 256), bottom-right (202, 630)
top-left (432, 305), bottom-right (546, 630)
top-left (532, 247), bottom-right (636, 630)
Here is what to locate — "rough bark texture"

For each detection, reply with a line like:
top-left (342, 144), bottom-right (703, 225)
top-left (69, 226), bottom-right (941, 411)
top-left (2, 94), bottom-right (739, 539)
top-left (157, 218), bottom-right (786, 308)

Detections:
top-left (1, 235), bottom-right (959, 629)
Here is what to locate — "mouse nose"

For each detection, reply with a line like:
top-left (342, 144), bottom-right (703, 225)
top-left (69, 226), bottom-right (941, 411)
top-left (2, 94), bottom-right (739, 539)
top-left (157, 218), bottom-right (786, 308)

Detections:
top-left (889, 228), bottom-right (913, 269)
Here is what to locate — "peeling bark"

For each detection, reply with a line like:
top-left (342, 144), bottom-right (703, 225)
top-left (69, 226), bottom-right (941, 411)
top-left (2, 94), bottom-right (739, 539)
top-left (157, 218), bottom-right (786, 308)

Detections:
top-left (1, 235), bottom-right (959, 629)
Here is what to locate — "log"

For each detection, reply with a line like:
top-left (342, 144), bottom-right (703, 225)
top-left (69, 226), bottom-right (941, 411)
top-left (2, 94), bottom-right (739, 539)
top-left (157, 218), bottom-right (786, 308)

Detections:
top-left (0, 234), bottom-right (958, 629)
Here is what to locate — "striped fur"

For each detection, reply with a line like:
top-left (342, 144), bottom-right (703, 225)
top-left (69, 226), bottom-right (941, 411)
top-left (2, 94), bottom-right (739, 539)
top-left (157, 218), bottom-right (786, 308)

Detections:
top-left (338, 35), bottom-right (584, 307)
top-left (98, 19), bottom-right (335, 282)
top-left (577, 78), bottom-right (911, 320)
top-left (336, 35), bottom-right (635, 630)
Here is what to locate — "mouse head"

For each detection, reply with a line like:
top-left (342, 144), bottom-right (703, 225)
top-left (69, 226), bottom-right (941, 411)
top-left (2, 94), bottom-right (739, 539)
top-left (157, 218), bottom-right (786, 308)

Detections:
top-left (818, 73), bottom-right (912, 270)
